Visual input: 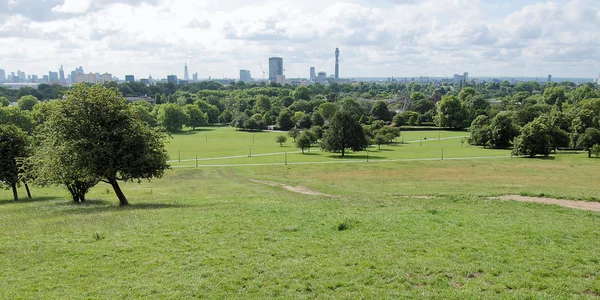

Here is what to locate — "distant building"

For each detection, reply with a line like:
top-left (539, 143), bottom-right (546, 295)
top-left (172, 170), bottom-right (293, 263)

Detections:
top-left (269, 57), bottom-right (283, 82)
top-left (193, 72), bottom-right (198, 82)
top-left (75, 73), bottom-right (85, 83)
top-left (59, 65), bottom-right (65, 83)
top-left (335, 47), bottom-right (340, 80)
top-left (547, 75), bottom-right (552, 83)
top-left (148, 74), bottom-right (154, 85)
top-left (87, 73), bottom-right (97, 84)
top-left (167, 75), bottom-right (178, 84)
top-left (140, 78), bottom-right (149, 85)
top-left (49, 71), bottom-right (59, 83)
top-left (316, 71), bottom-right (328, 84)
top-left (102, 73), bottom-right (112, 83)
top-left (240, 69), bottom-right (252, 83)
top-left (0, 69), bottom-right (5, 82)
top-left (184, 63), bottom-right (189, 81)
top-left (31, 75), bottom-right (38, 82)
top-left (42, 75), bottom-right (49, 83)
top-left (310, 67), bottom-right (316, 81)
top-left (125, 75), bottom-right (135, 83)
top-left (453, 72), bottom-right (469, 84)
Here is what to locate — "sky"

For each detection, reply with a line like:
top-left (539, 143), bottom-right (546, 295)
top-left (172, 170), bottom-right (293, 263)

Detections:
top-left (0, 0), bottom-right (599, 80)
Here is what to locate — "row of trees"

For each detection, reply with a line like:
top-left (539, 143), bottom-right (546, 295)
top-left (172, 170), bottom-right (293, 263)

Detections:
top-left (0, 85), bottom-right (169, 204)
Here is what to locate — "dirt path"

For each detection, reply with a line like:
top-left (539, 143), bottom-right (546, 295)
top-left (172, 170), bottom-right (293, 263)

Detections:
top-left (248, 179), bottom-right (338, 198)
top-left (491, 195), bottom-right (600, 212)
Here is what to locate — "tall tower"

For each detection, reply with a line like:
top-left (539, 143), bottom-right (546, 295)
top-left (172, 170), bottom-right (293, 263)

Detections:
top-left (184, 63), bottom-right (189, 81)
top-left (59, 65), bottom-right (65, 83)
top-left (335, 47), bottom-right (339, 80)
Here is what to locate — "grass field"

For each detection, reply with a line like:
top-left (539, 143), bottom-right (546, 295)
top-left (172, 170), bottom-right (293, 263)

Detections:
top-left (1, 126), bottom-right (600, 298)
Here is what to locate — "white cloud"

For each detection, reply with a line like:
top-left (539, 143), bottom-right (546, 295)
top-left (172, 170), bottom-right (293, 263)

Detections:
top-left (0, 0), bottom-right (599, 79)
top-left (51, 0), bottom-right (91, 14)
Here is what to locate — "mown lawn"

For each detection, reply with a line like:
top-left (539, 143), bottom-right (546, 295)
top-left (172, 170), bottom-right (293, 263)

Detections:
top-left (1, 128), bottom-right (600, 298)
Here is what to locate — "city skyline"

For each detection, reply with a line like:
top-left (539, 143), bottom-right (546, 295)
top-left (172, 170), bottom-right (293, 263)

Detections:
top-left (0, 0), bottom-right (599, 79)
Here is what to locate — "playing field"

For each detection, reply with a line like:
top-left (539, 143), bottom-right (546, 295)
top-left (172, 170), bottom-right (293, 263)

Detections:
top-left (1, 127), bottom-right (600, 298)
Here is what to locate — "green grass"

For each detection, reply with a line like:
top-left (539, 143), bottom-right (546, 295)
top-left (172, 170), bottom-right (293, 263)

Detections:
top-left (2, 127), bottom-right (600, 298)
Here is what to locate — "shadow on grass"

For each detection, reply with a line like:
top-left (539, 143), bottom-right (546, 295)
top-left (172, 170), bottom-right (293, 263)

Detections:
top-left (299, 152), bottom-right (320, 156)
top-left (0, 196), bottom-right (61, 206)
top-left (514, 156), bottom-right (557, 160)
top-left (328, 154), bottom-right (385, 160)
top-left (55, 201), bottom-right (191, 215)
top-left (173, 128), bottom-right (217, 135)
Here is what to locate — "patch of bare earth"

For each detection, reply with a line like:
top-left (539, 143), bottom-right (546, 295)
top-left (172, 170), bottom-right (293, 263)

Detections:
top-left (248, 179), bottom-right (338, 198)
top-left (491, 195), bottom-right (600, 212)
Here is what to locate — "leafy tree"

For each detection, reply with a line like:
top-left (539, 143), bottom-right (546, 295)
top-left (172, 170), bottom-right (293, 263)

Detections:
top-left (0, 124), bottom-right (30, 201)
top-left (0, 96), bottom-right (9, 107)
top-left (195, 100), bottom-right (219, 124)
top-left (245, 114), bottom-right (264, 131)
top-left (318, 102), bottom-right (338, 120)
top-left (158, 103), bottom-right (188, 133)
top-left (262, 112), bottom-right (273, 126)
top-left (571, 109), bottom-right (598, 134)
top-left (292, 86), bottom-right (311, 101)
top-left (576, 128), bottom-right (600, 158)
top-left (512, 116), bottom-right (552, 157)
top-left (219, 110), bottom-right (234, 124)
top-left (277, 109), bottom-right (295, 131)
top-left (489, 113), bottom-right (519, 149)
top-left (320, 110), bottom-right (369, 156)
top-left (129, 102), bottom-right (158, 127)
top-left (295, 132), bottom-right (312, 154)
top-left (410, 92), bottom-right (427, 102)
top-left (371, 101), bottom-right (392, 121)
top-left (591, 144), bottom-right (600, 158)
top-left (412, 99), bottom-right (435, 115)
top-left (572, 85), bottom-right (597, 103)
top-left (0, 106), bottom-right (34, 133)
top-left (309, 125), bottom-right (324, 141)
top-left (40, 84), bottom-right (169, 205)
top-left (276, 135), bottom-right (287, 146)
top-left (253, 95), bottom-right (271, 113)
top-left (543, 87), bottom-right (567, 106)
top-left (288, 128), bottom-right (300, 142)
top-left (311, 111), bottom-right (325, 127)
top-left (465, 95), bottom-right (491, 121)
top-left (296, 113), bottom-right (312, 129)
top-left (393, 113), bottom-right (406, 127)
top-left (185, 105), bottom-right (208, 130)
top-left (435, 95), bottom-right (468, 129)
top-left (458, 87), bottom-right (477, 102)
top-left (17, 95), bottom-right (38, 111)
top-left (469, 115), bottom-right (491, 147)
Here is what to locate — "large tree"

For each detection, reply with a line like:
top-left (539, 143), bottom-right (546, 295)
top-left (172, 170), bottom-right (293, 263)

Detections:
top-left (158, 103), bottom-right (188, 133)
top-left (320, 110), bottom-right (369, 156)
top-left (17, 95), bottom-right (38, 111)
top-left (435, 95), bottom-right (468, 129)
top-left (0, 124), bottom-right (30, 201)
top-left (512, 116), bottom-right (552, 157)
top-left (371, 101), bottom-right (392, 121)
top-left (489, 113), bottom-right (519, 149)
top-left (40, 84), bottom-right (169, 206)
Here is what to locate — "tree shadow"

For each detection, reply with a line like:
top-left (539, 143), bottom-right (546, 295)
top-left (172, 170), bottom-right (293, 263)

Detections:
top-left (299, 152), bottom-right (320, 156)
top-left (54, 201), bottom-right (191, 215)
top-left (174, 128), bottom-right (216, 135)
top-left (328, 154), bottom-right (385, 160)
top-left (515, 156), bottom-right (556, 160)
top-left (0, 196), bottom-right (61, 206)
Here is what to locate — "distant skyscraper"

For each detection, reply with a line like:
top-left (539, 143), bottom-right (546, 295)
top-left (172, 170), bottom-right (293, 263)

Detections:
top-left (148, 74), bottom-right (154, 84)
top-left (547, 75), bottom-right (552, 83)
top-left (167, 75), bottom-right (178, 84)
top-left (31, 75), bottom-right (38, 82)
top-left (49, 71), bottom-right (59, 83)
top-left (193, 72), bottom-right (198, 82)
top-left (240, 69), bottom-right (252, 83)
top-left (59, 65), bottom-right (65, 82)
top-left (335, 47), bottom-right (339, 80)
top-left (0, 69), bottom-right (5, 82)
top-left (125, 75), bottom-right (135, 83)
top-left (316, 71), bottom-right (328, 84)
top-left (18, 70), bottom-right (26, 81)
top-left (310, 67), bottom-right (316, 81)
top-left (184, 63), bottom-right (189, 81)
top-left (269, 57), bottom-right (283, 82)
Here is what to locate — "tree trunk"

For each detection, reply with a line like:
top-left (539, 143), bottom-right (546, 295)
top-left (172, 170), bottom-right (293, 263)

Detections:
top-left (11, 183), bottom-right (18, 201)
top-left (24, 181), bottom-right (32, 199)
top-left (341, 148), bottom-right (345, 157)
top-left (589, 149), bottom-right (592, 158)
top-left (110, 180), bottom-right (129, 206)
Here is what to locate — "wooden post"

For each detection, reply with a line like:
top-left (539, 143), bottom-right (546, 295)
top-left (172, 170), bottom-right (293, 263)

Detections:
top-left (196, 155), bottom-right (198, 167)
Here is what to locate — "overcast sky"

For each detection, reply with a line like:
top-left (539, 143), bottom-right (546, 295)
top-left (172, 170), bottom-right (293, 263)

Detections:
top-left (1, 0), bottom-right (599, 79)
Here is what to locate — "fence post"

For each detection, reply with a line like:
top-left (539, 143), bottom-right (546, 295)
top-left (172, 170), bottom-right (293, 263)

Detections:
top-left (196, 154), bottom-right (198, 167)
top-left (285, 152), bottom-right (287, 165)
top-left (178, 151), bottom-right (180, 162)
top-left (442, 148), bottom-right (444, 161)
